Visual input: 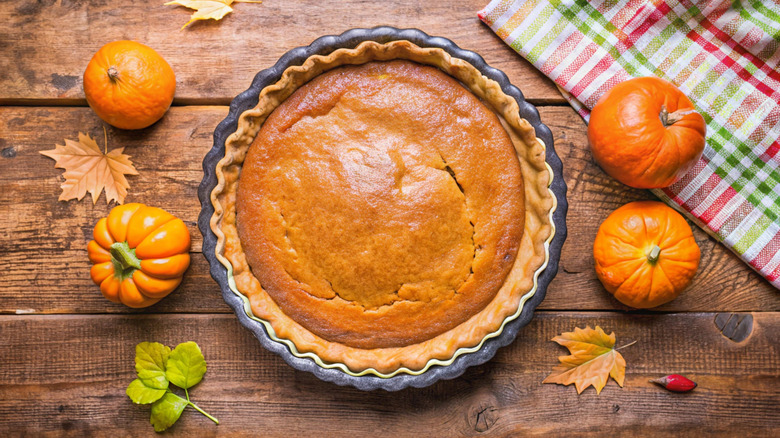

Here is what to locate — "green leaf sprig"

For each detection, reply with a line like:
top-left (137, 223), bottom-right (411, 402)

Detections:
top-left (126, 341), bottom-right (218, 432)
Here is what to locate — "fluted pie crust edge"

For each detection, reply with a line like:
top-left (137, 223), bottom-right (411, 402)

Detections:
top-left (209, 40), bottom-right (555, 376)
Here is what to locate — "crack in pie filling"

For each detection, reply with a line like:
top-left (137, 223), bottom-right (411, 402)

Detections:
top-left (214, 41), bottom-right (553, 374)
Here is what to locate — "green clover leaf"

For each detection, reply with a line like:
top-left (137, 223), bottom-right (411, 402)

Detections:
top-left (150, 392), bottom-right (188, 432)
top-left (128, 341), bottom-right (218, 432)
top-left (165, 341), bottom-right (207, 390)
top-left (126, 379), bottom-right (167, 405)
top-left (135, 342), bottom-right (171, 390)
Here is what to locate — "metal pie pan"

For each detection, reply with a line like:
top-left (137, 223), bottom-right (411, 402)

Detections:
top-left (198, 26), bottom-right (568, 391)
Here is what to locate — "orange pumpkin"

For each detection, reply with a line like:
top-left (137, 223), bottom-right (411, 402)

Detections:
top-left (593, 201), bottom-right (700, 309)
top-left (88, 203), bottom-right (190, 308)
top-left (588, 77), bottom-right (706, 188)
top-left (83, 41), bottom-right (176, 130)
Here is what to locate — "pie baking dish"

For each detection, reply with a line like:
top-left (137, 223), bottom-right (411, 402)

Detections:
top-left (199, 27), bottom-right (568, 390)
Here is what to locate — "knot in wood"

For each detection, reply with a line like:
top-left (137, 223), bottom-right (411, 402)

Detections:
top-left (1, 147), bottom-right (16, 159)
top-left (468, 402), bottom-right (497, 433)
top-left (714, 313), bottom-right (753, 342)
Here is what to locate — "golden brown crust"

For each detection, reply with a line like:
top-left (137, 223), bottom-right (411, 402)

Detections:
top-left (236, 61), bottom-right (524, 349)
top-left (211, 40), bottom-right (553, 374)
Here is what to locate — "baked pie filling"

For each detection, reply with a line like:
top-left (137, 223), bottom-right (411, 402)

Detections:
top-left (212, 41), bottom-right (553, 374)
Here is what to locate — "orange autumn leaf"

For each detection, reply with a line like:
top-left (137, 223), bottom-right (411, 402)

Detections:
top-left (40, 132), bottom-right (138, 205)
top-left (164, 0), bottom-right (262, 29)
top-left (543, 326), bottom-right (627, 394)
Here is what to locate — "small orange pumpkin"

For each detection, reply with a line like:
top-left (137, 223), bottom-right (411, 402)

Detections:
top-left (88, 203), bottom-right (190, 308)
top-left (83, 40), bottom-right (176, 130)
top-left (593, 201), bottom-right (700, 309)
top-left (588, 77), bottom-right (706, 188)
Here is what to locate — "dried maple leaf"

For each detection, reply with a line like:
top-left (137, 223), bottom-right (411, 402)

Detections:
top-left (165, 0), bottom-right (262, 29)
top-left (40, 131), bottom-right (138, 205)
top-left (542, 325), bottom-right (627, 394)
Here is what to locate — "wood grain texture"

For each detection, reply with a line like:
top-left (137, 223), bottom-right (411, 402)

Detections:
top-left (0, 312), bottom-right (777, 436)
top-left (0, 0), bottom-right (564, 105)
top-left (2, 0), bottom-right (778, 435)
top-left (1, 106), bottom-right (776, 314)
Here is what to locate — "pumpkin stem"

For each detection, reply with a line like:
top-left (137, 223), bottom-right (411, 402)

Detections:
top-left (107, 66), bottom-right (120, 82)
top-left (109, 241), bottom-right (141, 280)
top-left (660, 105), bottom-right (697, 127)
top-left (647, 245), bottom-right (661, 264)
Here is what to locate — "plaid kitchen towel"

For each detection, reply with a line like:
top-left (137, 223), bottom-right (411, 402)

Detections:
top-left (480, 0), bottom-right (780, 289)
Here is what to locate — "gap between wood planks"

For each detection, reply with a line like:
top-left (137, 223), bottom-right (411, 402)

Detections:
top-left (0, 310), bottom-right (776, 318)
top-left (0, 98), bottom-right (572, 107)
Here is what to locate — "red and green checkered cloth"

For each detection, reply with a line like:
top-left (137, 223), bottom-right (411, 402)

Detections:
top-left (480, 0), bottom-right (780, 289)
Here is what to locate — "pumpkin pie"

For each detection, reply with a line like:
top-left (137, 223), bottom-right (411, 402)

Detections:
top-left (211, 40), bottom-right (554, 375)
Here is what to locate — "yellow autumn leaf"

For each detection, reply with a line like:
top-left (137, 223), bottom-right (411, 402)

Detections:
top-left (165, 0), bottom-right (262, 29)
top-left (40, 132), bottom-right (138, 205)
top-left (542, 325), bottom-right (627, 394)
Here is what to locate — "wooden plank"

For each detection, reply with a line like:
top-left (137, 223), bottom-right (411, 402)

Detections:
top-left (0, 106), bottom-right (228, 314)
top-left (1, 106), bottom-right (776, 314)
top-left (0, 106), bottom-right (214, 252)
top-left (0, 0), bottom-right (564, 104)
top-left (0, 312), bottom-right (777, 435)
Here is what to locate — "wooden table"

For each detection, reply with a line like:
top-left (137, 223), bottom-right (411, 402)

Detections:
top-left (1, 1), bottom-right (778, 436)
